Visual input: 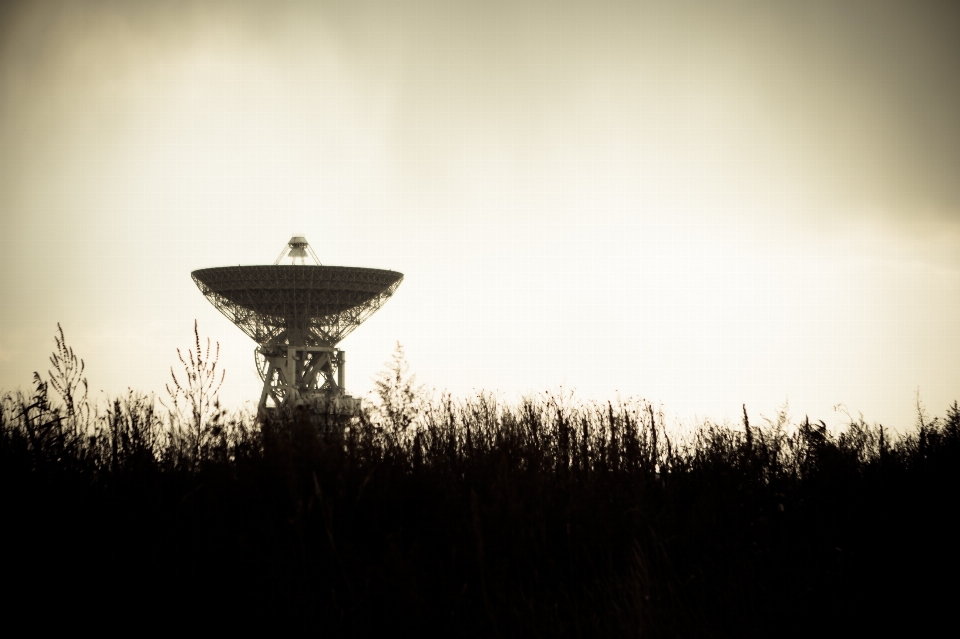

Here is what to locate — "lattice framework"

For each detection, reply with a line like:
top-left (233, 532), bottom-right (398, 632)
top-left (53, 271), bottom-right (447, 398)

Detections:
top-left (192, 265), bottom-right (403, 346)
top-left (191, 238), bottom-right (403, 419)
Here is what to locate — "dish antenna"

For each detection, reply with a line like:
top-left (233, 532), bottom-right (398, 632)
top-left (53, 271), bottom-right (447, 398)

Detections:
top-left (192, 235), bottom-right (403, 420)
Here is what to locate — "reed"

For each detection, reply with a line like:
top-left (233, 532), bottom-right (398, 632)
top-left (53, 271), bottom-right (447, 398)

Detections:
top-left (2, 328), bottom-right (958, 636)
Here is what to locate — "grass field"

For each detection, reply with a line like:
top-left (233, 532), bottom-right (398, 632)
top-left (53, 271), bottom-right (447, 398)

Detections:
top-left (3, 328), bottom-right (958, 636)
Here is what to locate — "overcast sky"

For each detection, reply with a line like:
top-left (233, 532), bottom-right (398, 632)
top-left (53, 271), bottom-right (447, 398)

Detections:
top-left (2, 0), bottom-right (958, 429)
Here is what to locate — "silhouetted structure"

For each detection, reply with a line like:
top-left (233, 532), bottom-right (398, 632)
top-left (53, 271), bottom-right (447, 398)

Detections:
top-left (192, 236), bottom-right (403, 419)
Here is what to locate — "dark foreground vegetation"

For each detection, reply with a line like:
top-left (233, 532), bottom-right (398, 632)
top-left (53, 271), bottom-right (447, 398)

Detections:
top-left (2, 327), bottom-right (959, 636)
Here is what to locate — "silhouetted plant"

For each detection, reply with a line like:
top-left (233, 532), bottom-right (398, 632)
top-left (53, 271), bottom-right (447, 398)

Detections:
top-left (47, 323), bottom-right (91, 437)
top-left (162, 320), bottom-right (226, 467)
top-left (3, 324), bottom-right (960, 636)
top-left (103, 390), bottom-right (162, 473)
top-left (371, 341), bottom-right (423, 440)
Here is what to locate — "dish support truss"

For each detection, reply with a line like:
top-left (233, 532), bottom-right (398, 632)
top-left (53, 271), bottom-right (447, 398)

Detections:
top-left (256, 343), bottom-right (361, 418)
top-left (190, 269), bottom-right (403, 346)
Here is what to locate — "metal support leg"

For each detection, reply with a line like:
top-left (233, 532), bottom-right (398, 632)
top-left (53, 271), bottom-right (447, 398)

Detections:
top-left (258, 362), bottom-right (274, 413)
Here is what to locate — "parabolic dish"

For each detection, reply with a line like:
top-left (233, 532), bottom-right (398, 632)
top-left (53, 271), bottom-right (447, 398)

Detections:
top-left (192, 265), bottom-right (403, 346)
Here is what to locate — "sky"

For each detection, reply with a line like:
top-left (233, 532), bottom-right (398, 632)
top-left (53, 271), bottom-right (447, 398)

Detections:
top-left (2, 0), bottom-right (958, 430)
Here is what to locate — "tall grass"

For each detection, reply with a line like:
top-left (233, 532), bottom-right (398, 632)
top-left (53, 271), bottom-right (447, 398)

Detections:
top-left (2, 328), bottom-right (958, 636)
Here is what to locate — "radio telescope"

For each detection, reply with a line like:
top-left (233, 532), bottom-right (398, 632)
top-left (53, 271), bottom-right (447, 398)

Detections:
top-left (192, 236), bottom-right (403, 419)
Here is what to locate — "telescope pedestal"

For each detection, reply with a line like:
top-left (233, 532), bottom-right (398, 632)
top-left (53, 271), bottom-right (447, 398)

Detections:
top-left (256, 344), bottom-right (362, 419)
